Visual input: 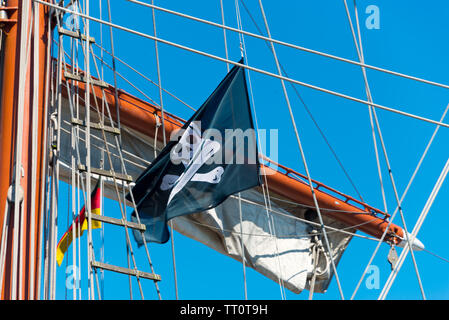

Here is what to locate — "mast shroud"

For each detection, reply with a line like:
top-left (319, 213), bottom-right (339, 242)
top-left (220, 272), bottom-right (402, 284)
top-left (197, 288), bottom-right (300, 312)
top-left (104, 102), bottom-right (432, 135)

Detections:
top-left (0, 0), bottom-right (49, 299)
top-left (60, 71), bottom-right (404, 245)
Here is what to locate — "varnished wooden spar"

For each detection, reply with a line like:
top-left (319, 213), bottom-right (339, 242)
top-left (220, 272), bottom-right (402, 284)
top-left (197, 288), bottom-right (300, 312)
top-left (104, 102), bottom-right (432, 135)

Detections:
top-left (262, 165), bottom-right (403, 244)
top-left (60, 68), bottom-right (405, 246)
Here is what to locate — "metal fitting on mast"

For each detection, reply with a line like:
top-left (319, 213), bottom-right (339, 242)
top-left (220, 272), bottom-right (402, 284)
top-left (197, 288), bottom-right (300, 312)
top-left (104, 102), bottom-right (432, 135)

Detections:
top-left (0, 5), bottom-right (18, 31)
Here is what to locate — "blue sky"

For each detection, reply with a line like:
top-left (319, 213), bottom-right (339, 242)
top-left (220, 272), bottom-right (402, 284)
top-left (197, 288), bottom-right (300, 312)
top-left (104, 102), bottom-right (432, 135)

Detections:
top-left (54, 0), bottom-right (449, 300)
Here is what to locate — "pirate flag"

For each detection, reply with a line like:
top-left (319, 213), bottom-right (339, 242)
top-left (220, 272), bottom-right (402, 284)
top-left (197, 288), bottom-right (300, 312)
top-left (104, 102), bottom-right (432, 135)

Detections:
top-left (127, 59), bottom-right (260, 244)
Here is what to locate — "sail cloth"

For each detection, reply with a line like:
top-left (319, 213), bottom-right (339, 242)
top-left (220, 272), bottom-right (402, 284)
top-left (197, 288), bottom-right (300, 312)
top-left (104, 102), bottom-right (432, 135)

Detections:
top-left (56, 61), bottom-right (354, 294)
top-left (172, 188), bottom-right (315, 294)
top-left (56, 180), bottom-right (102, 266)
top-left (127, 59), bottom-right (260, 244)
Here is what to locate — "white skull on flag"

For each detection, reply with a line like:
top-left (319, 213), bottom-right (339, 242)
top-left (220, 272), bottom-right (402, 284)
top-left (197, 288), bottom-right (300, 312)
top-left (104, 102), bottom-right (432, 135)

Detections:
top-left (161, 122), bottom-right (224, 204)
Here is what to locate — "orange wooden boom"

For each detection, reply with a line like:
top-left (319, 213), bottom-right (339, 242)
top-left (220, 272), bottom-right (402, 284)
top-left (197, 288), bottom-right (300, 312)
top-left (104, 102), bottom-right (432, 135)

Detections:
top-left (59, 69), bottom-right (406, 246)
top-left (0, 0), bottom-right (422, 301)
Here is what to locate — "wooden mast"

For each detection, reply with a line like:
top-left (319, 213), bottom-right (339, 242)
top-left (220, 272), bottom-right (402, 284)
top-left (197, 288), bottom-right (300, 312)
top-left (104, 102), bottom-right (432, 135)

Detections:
top-left (0, 0), bottom-right (49, 300)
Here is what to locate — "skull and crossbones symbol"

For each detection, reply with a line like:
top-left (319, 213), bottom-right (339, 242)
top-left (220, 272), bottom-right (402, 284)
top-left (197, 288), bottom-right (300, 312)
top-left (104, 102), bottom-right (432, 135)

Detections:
top-left (161, 122), bottom-right (224, 205)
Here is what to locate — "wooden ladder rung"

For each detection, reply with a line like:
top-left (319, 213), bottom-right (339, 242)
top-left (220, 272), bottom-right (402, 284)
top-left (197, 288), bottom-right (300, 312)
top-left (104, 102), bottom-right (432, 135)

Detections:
top-left (58, 27), bottom-right (95, 43)
top-left (92, 261), bottom-right (161, 281)
top-left (78, 164), bottom-right (133, 183)
top-left (64, 71), bottom-right (108, 89)
top-left (91, 214), bottom-right (146, 232)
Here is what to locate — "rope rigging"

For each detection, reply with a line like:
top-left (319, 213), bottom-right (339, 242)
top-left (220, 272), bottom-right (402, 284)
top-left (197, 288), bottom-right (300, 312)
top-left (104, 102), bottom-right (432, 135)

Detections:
top-left (47, 0), bottom-right (163, 300)
top-left (51, 0), bottom-right (402, 300)
top-left (11, 0), bottom-right (447, 301)
top-left (35, 0), bottom-right (449, 130)
top-left (238, 0), bottom-right (365, 203)
top-left (234, 0), bottom-right (288, 300)
top-left (256, 0), bottom-right (345, 300)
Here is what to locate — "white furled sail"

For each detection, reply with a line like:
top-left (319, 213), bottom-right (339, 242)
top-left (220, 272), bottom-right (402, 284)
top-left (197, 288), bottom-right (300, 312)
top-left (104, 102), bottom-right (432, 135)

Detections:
top-left (58, 96), bottom-right (353, 293)
top-left (172, 187), bottom-right (352, 294)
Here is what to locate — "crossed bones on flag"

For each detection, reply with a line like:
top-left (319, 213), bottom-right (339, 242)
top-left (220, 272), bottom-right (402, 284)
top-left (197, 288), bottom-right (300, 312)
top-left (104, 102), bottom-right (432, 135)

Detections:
top-left (161, 122), bottom-right (224, 205)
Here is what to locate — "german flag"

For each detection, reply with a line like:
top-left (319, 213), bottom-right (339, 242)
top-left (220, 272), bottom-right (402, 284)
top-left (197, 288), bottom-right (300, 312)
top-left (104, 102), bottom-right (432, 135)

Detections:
top-left (56, 181), bottom-right (102, 266)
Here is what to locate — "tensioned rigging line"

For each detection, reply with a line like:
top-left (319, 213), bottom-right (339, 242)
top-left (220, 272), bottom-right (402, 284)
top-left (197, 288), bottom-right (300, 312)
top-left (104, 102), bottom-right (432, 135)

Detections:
top-left (58, 63), bottom-right (99, 300)
top-left (379, 157), bottom-right (449, 299)
top-left (58, 58), bottom-right (385, 220)
top-left (341, 0), bottom-right (400, 299)
top-left (33, 0), bottom-right (449, 130)
top-left (58, 0), bottom-right (86, 300)
top-left (50, 6), bottom-right (66, 300)
top-left (82, 77), bottom-right (388, 215)
top-left (230, 0), bottom-right (249, 300)
top-left (59, 80), bottom-right (162, 172)
top-left (81, 61), bottom-right (146, 300)
top-left (66, 1), bottom-right (94, 299)
top-left (59, 123), bottom-right (149, 170)
top-left (185, 214), bottom-right (379, 241)
top-left (38, 0), bottom-right (449, 300)
top-left (342, 0), bottom-right (426, 300)
top-left (90, 51), bottom-right (161, 109)
top-left (233, 0), bottom-right (288, 300)
top-left (124, 0), bottom-right (449, 92)
top-left (422, 248), bottom-right (449, 265)
top-left (230, 194), bottom-right (381, 241)
top-left (354, 1), bottom-right (426, 298)
top-left (11, 0), bottom-right (33, 300)
top-left (239, 0), bottom-right (286, 301)
top-left (56, 141), bottom-right (394, 219)
top-left (83, 0), bottom-right (97, 300)
top-left (238, 0), bottom-right (365, 203)
top-left (148, 0), bottom-right (179, 301)
top-left (90, 0), bottom-right (439, 241)
top-left (55, 14), bottom-right (152, 300)
top-left (105, 0), bottom-right (136, 298)
top-left (71, 0), bottom-right (81, 301)
top-left (64, 155), bottom-right (70, 301)
top-left (69, 2), bottom-right (86, 298)
top-left (86, 28), bottom-right (164, 300)
top-left (42, 24), bottom-right (55, 300)
top-left (35, 9), bottom-right (53, 299)
top-left (28, 1), bottom-right (41, 300)
top-left (87, 50), bottom-right (162, 300)
top-left (99, 1), bottom-right (107, 298)
top-left (67, 3), bottom-right (100, 299)
top-left (51, 32), bottom-right (67, 299)
top-left (63, 12), bottom-right (169, 300)
top-left (105, 0), bottom-right (122, 141)
top-left (257, 0), bottom-right (345, 300)
top-left (91, 43), bottom-right (195, 111)
top-left (55, 65), bottom-right (154, 172)
top-left (56, 0), bottom-right (99, 299)
top-left (60, 43), bottom-right (392, 224)
top-left (56, 60), bottom-right (184, 133)
top-left (220, 0), bottom-right (229, 72)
